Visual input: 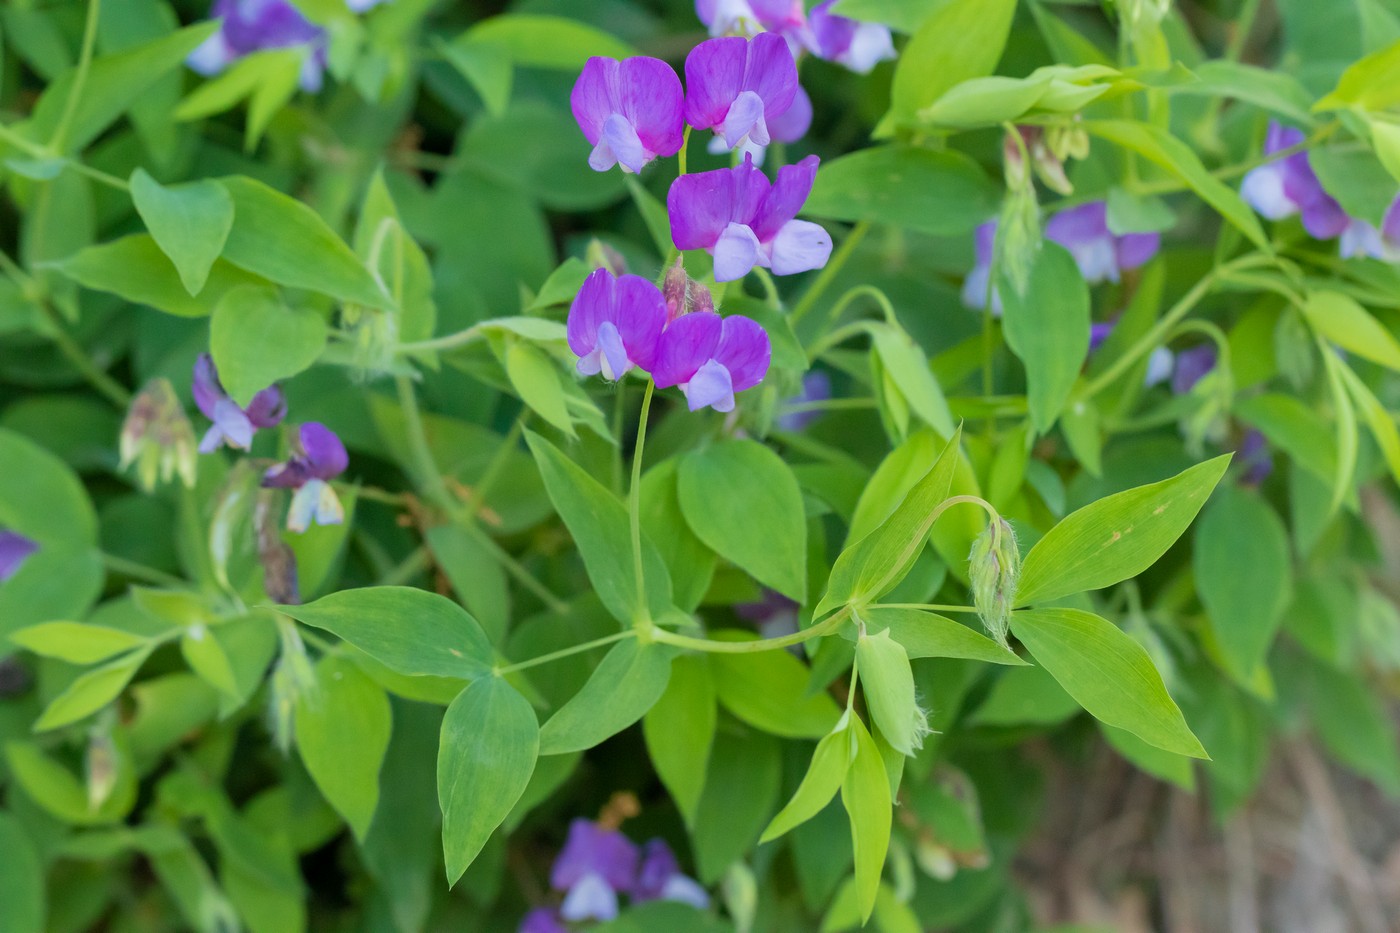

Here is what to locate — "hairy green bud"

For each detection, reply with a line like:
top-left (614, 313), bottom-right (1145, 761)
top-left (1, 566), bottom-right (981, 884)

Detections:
top-left (969, 518), bottom-right (1020, 647)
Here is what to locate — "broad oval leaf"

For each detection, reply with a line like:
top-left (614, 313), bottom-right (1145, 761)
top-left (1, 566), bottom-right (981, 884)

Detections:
top-left (1010, 608), bottom-right (1206, 758)
top-left (458, 14), bottom-right (638, 70)
top-left (642, 654), bottom-right (716, 826)
top-left (280, 586), bottom-right (494, 679)
top-left (805, 147), bottom-right (998, 236)
top-left (295, 656), bottom-right (393, 841)
top-left (35, 648), bottom-right (151, 732)
top-left (678, 440), bottom-right (807, 601)
top-left (438, 676), bottom-right (539, 885)
top-left (864, 607), bottom-right (1026, 665)
top-left (1016, 455), bottom-right (1230, 606)
top-left (51, 234), bottom-right (263, 318)
top-left (538, 638), bottom-right (676, 755)
top-left (0, 811), bottom-right (44, 932)
top-left (708, 633), bottom-right (842, 739)
top-left (999, 242), bottom-right (1090, 434)
top-left (887, 0), bottom-right (1017, 127)
top-left (209, 286), bottom-right (327, 407)
top-left (1301, 290), bottom-right (1400, 373)
top-left (129, 168), bottom-right (234, 295)
top-left (8, 621), bottom-right (147, 664)
top-left (841, 718), bottom-right (891, 924)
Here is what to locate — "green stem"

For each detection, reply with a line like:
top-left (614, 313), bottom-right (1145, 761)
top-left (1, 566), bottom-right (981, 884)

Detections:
top-left (790, 220), bottom-right (870, 325)
top-left (650, 607), bottom-right (851, 654)
top-left (780, 397), bottom-right (877, 415)
top-left (0, 124), bottom-right (129, 191)
top-left (629, 381), bottom-right (655, 624)
top-left (461, 520), bottom-right (571, 616)
top-left (394, 374), bottom-right (454, 511)
top-left (494, 629), bottom-right (636, 676)
top-left (397, 325), bottom-right (482, 355)
top-left (752, 266), bottom-right (782, 309)
top-left (378, 546), bottom-right (431, 586)
top-left (50, 0), bottom-right (101, 153)
top-left (101, 553), bottom-right (184, 588)
top-left (819, 283), bottom-right (898, 333)
top-left (678, 125), bottom-right (691, 177)
top-left (46, 309), bottom-right (131, 406)
top-left (876, 603), bottom-right (980, 614)
top-left (806, 320), bottom-right (873, 363)
top-left (466, 414), bottom-right (527, 520)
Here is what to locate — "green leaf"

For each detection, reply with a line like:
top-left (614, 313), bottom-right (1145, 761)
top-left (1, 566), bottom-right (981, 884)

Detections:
top-left (999, 243), bottom-right (1091, 433)
top-left (863, 607), bottom-right (1026, 665)
top-left (1103, 723), bottom-right (1196, 791)
top-left (180, 627), bottom-right (240, 698)
top-left (1016, 455), bottom-right (1231, 606)
top-left (1336, 361), bottom-right (1400, 488)
top-left (691, 730), bottom-right (781, 883)
top-left (35, 648), bottom-right (150, 732)
top-left (1370, 118), bottom-right (1400, 186)
top-left (538, 639), bottom-right (675, 755)
top-left (709, 634), bottom-right (842, 739)
top-left (8, 621), bottom-right (147, 664)
top-left (1163, 60), bottom-right (1314, 124)
top-left (816, 428), bottom-right (962, 616)
top-left (0, 811), bottom-right (44, 932)
top-left (457, 14), bottom-right (638, 70)
top-left (640, 459), bottom-right (716, 614)
top-left (887, 0), bottom-right (1017, 128)
top-left (438, 36), bottom-right (513, 117)
top-left (1010, 608), bottom-right (1206, 758)
top-left (129, 169), bottom-right (234, 296)
top-left (1301, 290), bottom-right (1400, 372)
top-left (643, 655), bottom-right (715, 826)
top-left (1319, 346), bottom-right (1359, 517)
top-left (841, 718), bottom-right (891, 924)
top-left (1307, 657), bottom-right (1400, 795)
top-left (1084, 120), bottom-right (1269, 250)
top-left (51, 234), bottom-right (264, 317)
top-left (761, 722), bottom-right (852, 843)
top-left (1194, 486), bottom-right (1292, 679)
top-left (424, 525), bottom-right (510, 643)
top-left (438, 676), bottom-right (539, 885)
top-left (218, 176), bottom-right (390, 310)
top-left (525, 430), bottom-right (672, 624)
top-left (804, 147), bottom-right (998, 236)
top-left (1316, 36), bottom-right (1400, 111)
top-left (295, 656), bottom-right (392, 841)
top-left (969, 664), bottom-right (1081, 727)
top-left (210, 286), bottom-right (326, 406)
top-left (678, 439), bottom-right (807, 601)
top-left (868, 324), bottom-right (956, 437)
top-left (855, 630), bottom-right (923, 757)
top-left (280, 586), bottom-right (494, 679)
top-left (504, 341), bottom-right (573, 437)
top-left (1309, 146), bottom-right (1397, 226)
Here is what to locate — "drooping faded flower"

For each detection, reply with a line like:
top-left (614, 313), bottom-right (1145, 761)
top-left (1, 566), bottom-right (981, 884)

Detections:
top-left (188, 0), bottom-right (329, 91)
top-left (685, 34), bottom-right (798, 151)
top-left (567, 269), bottom-right (667, 380)
top-left (570, 56), bottom-right (686, 174)
top-left (653, 312), bottom-right (771, 412)
top-left (667, 154), bottom-right (832, 281)
top-left (262, 422), bottom-right (349, 533)
top-left (192, 354), bottom-right (287, 453)
top-left (121, 379), bottom-right (198, 491)
top-left (0, 530), bottom-right (38, 584)
top-left (551, 819), bottom-right (639, 923)
top-left (631, 839), bottom-right (710, 908)
top-left (808, 1), bottom-right (896, 73)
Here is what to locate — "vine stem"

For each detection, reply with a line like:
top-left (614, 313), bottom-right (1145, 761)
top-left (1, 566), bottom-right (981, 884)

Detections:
top-left (46, 309), bottom-right (132, 406)
top-left (394, 374), bottom-right (454, 511)
top-left (494, 630), bottom-right (636, 676)
top-left (101, 553), bottom-right (184, 588)
top-left (397, 324), bottom-right (482, 355)
top-left (629, 380), bottom-right (655, 624)
top-left (877, 603), bottom-right (980, 614)
top-left (790, 220), bottom-right (870, 325)
top-left (51, 0), bottom-right (102, 153)
top-left (650, 606), bottom-right (851, 654)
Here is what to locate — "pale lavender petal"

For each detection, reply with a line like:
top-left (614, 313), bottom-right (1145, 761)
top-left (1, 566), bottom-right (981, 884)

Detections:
top-left (560, 873), bottom-right (619, 923)
top-left (187, 31), bottom-right (237, 75)
top-left (660, 874), bottom-right (711, 909)
top-left (1241, 164), bottom-right (1297, 220)
top-left (751, 0), bottom-right (806, 30)
top-left (192, 353), bottom-right (224, 421)
top-left (1064, 236), bottom-right (1120, 284)
top-left (715, 314), bottom-right (771, 391)
top-left (287, 482), bottom-right (321, 533)
top-left (810, 1), bottom-right (895, 73)
top-left (653, 312), bottom-right (722, 389)
top-left (1382, 195), bottom-right (1400, 243)
top-left (1045, 201), bottom-right (1111, 249)
top-left (769, 84), bottom-right (812, 144)
top-left (667, 157), bottom-right (770, 250)
top-left (597, 320), bottom-right (630, 379)
top-left (632, 839), bottom-right (680, 899)
top-left (961, 261), bottom-right (994, 311)
top-left (683, 359), bottom-right (736, 412)
top-left (765, 219), bottom-right (832, 275)
top-left (974, 219), bottom-right (997, 264)
top-left (721, 89), bottom-right (768, 148)
top-left (1171, 344), bottom-right (1217, 395)
top-left (1340, 219), bottom-right (1386, 260)
top-left (776, 370), bottom-right (832, 432)
top-left (212, 399), bottom-right (255, 450)
top-left (714, 222), bottom-right (763, 281)
top-left (0, 531), bottom-right (39, 583)
top-left (751, 154), bottom-right (819, 243)
top-left (685, 37), bottom-right (748, 131)
top-left (1116, 231), bottom-right (1160, 271)
top-left (1145, 347), bottom-right (1174, 387)
top-left (697, 0), bottom-right (763, 35)
top-left (840, 22), bottom-right (897, 73)
top-left (551, 820), bottom-right (638, 892)
top-left (602, 113), bottom-right (648, 174)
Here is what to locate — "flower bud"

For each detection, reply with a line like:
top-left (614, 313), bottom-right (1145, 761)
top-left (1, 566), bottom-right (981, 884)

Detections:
top-left (1002, 126), bottom-right (1030, 190)
top-left (969, 518), bottom-right (1020, 648)
top-left (995, 187), bottom-right (1042, 300)
top-left (86, 723), bottom-right (118, 811)
top-left (661, 259), bottom-right (717, 323)
top-left (120, 379), bottom-right (197, 491)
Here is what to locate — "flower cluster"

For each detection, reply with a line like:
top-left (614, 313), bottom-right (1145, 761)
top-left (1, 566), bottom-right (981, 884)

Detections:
top-left (520, 819), bottom-right (707, 931)
top-left (188, 0), bottom-right (390, 92)
top-left (191, 354), bottom-right (348, 532)
top-left (696, 0), bottom-right (897, 74)
top-left (568, 269), bottom-right (771, 413)
top-left (1241, 121), bottom-right (1400, 261)
top-left (963, 200), bottom-right (1162, 312)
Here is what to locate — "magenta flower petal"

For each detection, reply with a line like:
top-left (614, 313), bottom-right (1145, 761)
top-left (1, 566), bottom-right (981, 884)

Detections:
top-left (683, 37), bottom-right (748, 131)
top-left (742, 32), bottom-right (798, 119)
top-left (769, 84), bottom-right (812, 144)
top-left (715, 314), bottom-right (771, 392)
top-left (752, 155), bottom-right (820, 242)
top-left (567, 269), bottom-right (667, 379)
top-left (684, 34), bottom-right (796, 150)
top-left (571, 57), bottom-right (684, 174)
top-left (652, 312), bottom-right (722, 390)
top-left (667, 156), bottom-right (768, 251)
top-left (519, 908), bottom-right (568, 933)
top-left (1115, 231), bottom-right (1161, 271)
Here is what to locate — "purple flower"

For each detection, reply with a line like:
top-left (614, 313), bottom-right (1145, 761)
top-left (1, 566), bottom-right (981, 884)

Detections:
top-left (551, 820), bottom-right (639, 923)
top-left (192, 354), bottom-right (287, 454)
top-left (567, 269), bottom-right (667, 380)
top-left (518, 909), bottom-right (567, 933)
top-left (0, 531), bottom-right (39, 584)
top-left (809, 1), bottom-right (896, 73)
top-left (734, 588), bottom-right (800, 643)
top-left (1044, 202), bottom-right (1160, 284)
top-left (187, 0), bottom-right (329, 92)
top-left (775, 370), bottom-right (831, 432)
top-left (262, 422), bottom-right (348, 533)
top-left (961, 221), bottom-right (1002, 313)
top-left (708, 83), bottom-right (812, 165)
top-left (1170, 344), bottom-right (1218, 395)
top-left (1240, 122), bottom-right (1311, 221)
top-left (697, 0), bottom-right (810, 48)
top-left (1238, 430), bottom-right (1274, 486)
top-left (653, 312), bottom-right (771, 412)
top-left (571, 57), bottom-right (685, 174)
top-left (1338, 197), bottom-right (1400, 262)
top-left (1089, 322), bottom-right (1114, 352)
top-left (667, 154), bottom-right (832, 282)
top-left (685, 34), bottom-right (798, 151)
top-left (632, 839), bottom-right (711, 908)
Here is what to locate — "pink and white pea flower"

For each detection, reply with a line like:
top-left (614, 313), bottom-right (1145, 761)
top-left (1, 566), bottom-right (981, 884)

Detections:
top-left (684, 33), bottom-right (798, 151)
top-left (566, 269), bottom-right (668, 381)
top-left (652, 312), bottom-right (771, 413)
top-left (570, 56), bottom-right (686, 174)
